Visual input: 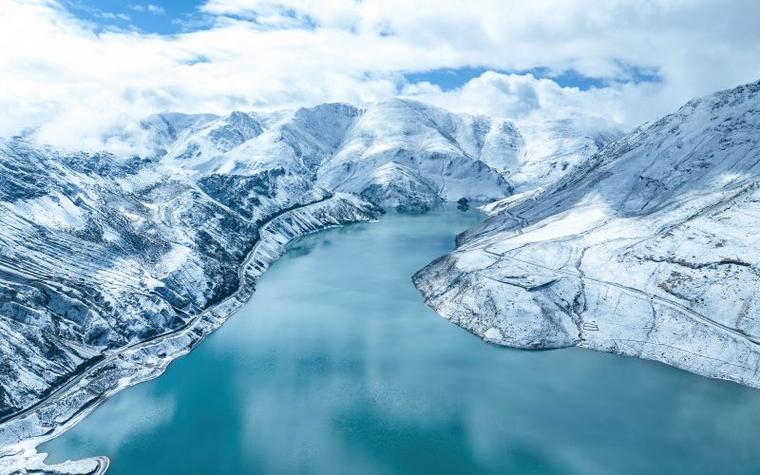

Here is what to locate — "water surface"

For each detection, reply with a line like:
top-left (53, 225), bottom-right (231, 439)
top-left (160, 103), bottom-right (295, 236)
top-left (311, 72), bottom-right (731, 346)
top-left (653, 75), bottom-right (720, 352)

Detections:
top-left (43, 206), bottom-right (760, 474)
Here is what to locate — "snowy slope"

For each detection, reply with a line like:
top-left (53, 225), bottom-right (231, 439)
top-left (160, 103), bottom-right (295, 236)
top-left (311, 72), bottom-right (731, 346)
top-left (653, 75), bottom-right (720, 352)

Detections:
top-left (504, 117), bottom-right (620, 194)
top-left (316, 99), bottom-right (512, 210)
top-left (315, 99), bottom-right (617, 211)
top-left (0, 139), bottom-right (370, 421)
top-left (414, 79), bottom-right (760, 387)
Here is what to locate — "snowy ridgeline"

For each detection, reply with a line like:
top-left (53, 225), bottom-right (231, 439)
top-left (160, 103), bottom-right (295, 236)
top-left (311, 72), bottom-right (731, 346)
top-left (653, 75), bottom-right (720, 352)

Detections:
top-left (414, 79), bottom-right (760, 388)
top-left (0, 98), bottom-right (614, 439)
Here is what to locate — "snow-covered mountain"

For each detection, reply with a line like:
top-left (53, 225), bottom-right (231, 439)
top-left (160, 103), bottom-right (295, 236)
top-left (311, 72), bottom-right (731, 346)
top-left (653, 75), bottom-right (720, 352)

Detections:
top-left (414, 79), bottom-right (760, 388)
top-left (316, 99), bottom-right (511, 211)
top-left (0, 98), bottom-right (614, 464)
top-left (144, 98), bottom-right (617, 211)
top-left (0, 137), bottom-right (375, 413)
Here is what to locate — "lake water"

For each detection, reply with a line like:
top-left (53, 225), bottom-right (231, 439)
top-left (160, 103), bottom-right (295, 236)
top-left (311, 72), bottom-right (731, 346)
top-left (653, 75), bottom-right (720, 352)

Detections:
top-left (42, 206), bottom-right (760, 474)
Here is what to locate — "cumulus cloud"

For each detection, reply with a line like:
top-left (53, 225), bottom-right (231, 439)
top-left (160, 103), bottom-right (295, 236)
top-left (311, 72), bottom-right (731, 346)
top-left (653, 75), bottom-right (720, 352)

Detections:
top-left (1, 0), bottom-right (759, 152)
top-left (400, 72), bottom-right (660, 128)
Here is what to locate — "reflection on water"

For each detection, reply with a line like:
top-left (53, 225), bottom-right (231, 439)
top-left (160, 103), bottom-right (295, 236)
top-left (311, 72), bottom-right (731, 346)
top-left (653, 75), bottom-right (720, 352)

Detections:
top-left (48, 385), bottom-right (176, 455)
top-left (42, 206), bottom-right (760, 474)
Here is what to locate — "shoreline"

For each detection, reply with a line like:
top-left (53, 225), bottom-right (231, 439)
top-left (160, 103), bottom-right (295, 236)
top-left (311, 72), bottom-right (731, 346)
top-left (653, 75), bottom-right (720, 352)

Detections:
top-left (412, 243), bottom-right (760, 391)
top-left (0, 193), bottom-right (380, 474)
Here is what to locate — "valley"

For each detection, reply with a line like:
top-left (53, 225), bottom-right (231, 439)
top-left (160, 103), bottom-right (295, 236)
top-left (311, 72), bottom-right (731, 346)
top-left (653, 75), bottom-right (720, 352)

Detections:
top-left (1, 80), bottom-right (760, 473)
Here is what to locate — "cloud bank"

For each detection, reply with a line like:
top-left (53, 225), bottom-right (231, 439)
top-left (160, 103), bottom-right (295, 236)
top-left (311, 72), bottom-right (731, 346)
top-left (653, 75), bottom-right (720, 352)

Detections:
top-left (2, 0), bottom-right (760, 151)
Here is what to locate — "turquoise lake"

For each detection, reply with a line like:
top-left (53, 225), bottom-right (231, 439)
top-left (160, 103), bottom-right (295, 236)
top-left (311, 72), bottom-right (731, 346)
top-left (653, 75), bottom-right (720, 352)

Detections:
top-left (42, 206), bottom-right (760, 474)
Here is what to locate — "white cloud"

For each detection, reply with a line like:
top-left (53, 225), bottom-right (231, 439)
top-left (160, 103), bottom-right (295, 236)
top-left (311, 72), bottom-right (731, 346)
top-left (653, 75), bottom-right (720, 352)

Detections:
top-left (147, 4), bottom-right (165, 15)
top-left (1, 0), bottom-right (759, 152)
top-left (201, 0), bottom-right (358, 28)
top-left (131, 4), bottom-right (166, 15)
top-left (400, 72), bottom-right (661, 128)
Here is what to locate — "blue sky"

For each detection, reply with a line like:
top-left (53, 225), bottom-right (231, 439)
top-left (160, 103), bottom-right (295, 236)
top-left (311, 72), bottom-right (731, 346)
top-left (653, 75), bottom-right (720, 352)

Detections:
top-left (61, 0), bottom-right (206, 34)
top-left (405, 67), bottom-right (611, 92)
top-left (60, 0), bottom-right (320, 34)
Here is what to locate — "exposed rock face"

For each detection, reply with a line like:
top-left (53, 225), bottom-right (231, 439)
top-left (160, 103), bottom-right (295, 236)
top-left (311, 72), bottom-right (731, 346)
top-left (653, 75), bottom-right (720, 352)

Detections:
top-left (356, 162), bottom-right (442, 213)
top-left (414, 79), bottom-right (760, 387)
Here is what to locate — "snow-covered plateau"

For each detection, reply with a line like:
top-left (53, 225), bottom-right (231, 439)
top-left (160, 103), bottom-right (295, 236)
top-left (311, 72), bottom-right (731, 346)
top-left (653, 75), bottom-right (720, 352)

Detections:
top-left (414, 79), bottom-right (760, 389)
top-left (0, 98), bottom-right (614, 471)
